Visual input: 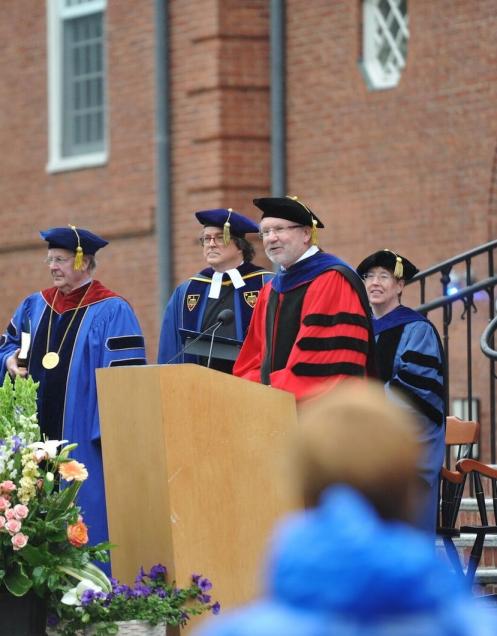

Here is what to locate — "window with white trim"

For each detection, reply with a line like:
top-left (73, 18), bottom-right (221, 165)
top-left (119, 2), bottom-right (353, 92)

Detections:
top-left (361, 0), bottom-right (409, 90)
top-left (47, 0), bottom-right (107, 172)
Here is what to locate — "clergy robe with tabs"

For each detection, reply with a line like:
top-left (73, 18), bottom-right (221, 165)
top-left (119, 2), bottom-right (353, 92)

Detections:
top-left (0, 280), bottom-right (146, 557)
top-left (373, 304), bottom-right (446, 533)
top-left (157, 262), bottom-right (274, 372)
top-left (233, 251), bottom-right (376, 400)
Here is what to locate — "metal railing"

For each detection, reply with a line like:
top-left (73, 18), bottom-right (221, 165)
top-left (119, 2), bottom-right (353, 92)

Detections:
top-left (407, 239), bottom-right (497, 464)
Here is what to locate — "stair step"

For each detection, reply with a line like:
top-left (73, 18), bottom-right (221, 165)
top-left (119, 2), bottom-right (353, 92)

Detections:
top-left (475, 568), bottom-right (497, 584)
top-left (460, 497), bottom-right (496, 512)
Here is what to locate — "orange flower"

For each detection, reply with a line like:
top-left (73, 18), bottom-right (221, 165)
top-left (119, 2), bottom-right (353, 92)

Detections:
top-left (67, 520), bottom-right (89, 547)
top-left (58, 460), bottom-right (88, 482)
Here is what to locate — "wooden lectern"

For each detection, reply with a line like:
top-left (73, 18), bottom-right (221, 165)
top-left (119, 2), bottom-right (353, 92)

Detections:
top-left (96, 364), bottom-right (299, 633)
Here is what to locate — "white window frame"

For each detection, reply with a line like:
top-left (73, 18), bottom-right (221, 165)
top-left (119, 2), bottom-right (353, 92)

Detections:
top-left (46, 0), bottom-right (108, 173)
top-left (361, 0), bottom-right (409, 91)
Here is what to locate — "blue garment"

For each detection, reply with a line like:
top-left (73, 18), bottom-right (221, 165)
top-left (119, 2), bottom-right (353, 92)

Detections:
top-left (374, 305), bottom-right (446, 533)
top-left (271, 250), bottom-right (351, 293)
top-left (157, 262), bottom-right (273, 365)
top-left (0, 286), bottom-right (146, 565)
top-left (194, 487), bottom-right (497, 636)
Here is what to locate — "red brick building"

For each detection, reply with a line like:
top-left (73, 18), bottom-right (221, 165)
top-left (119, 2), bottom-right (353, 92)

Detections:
top-left (1, 0), bottom-right (496, 365)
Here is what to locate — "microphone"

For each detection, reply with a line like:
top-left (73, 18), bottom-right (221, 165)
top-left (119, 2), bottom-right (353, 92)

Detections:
top-left (165, 309), bottom-right (235, 364)
top-left (206, 309), bottom-right (234, 368)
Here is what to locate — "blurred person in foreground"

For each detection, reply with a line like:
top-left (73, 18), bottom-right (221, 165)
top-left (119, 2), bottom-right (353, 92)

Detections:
top-left (157, 208), bottom-right (273, 373)
top-left (233, 196), bottom-right (376, 399)
top-left (357, 249), bottom-right (446, 534)
top-left (194, 381), bottom-right (495, 636)
top-left (0, 226), bottom-right (146, 562)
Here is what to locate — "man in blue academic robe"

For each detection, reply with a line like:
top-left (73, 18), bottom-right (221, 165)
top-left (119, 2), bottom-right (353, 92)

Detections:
top-left (158, 209), bottom-right (273, 372)
top-left (357, 249), bottom-right (446, 533)
top-left (0, 226), bottom-right (146, 568)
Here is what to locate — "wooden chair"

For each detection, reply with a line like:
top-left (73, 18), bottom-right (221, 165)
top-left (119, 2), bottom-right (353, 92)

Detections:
top-left (438, 415), bottom-right (497, 587)
top-left (437, 416), bottom-right (480, 579)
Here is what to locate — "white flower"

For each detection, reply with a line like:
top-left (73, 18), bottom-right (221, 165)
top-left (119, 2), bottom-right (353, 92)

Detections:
top-left (61, 579), bottom-right (102, 606)
top-left (29, 439), bottom-right (68, 461)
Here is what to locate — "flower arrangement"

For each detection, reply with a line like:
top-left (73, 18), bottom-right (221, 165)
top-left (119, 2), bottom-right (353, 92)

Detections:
top-left (0, 374), bottom-right (110, 608)
top-left (55, 563), bottom-right (220, 635)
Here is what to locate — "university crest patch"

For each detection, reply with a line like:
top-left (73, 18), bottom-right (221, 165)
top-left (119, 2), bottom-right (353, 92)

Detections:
top-left (186, 294), bottom-right (200, 311)
top-left (243, 290), bottom-right (259, 308)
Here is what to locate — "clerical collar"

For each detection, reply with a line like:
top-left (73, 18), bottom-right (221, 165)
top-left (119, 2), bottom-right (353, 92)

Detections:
top-left (281, 245), bottom-right (319, 271)
top-left (208, 262), bottom-right (245, 299)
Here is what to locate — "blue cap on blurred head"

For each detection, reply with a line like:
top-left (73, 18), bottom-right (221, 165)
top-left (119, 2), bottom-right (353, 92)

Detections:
top-left (40, 225), bottom-right (108, 270)
top-left (195, 208), bottom-right (259, 242)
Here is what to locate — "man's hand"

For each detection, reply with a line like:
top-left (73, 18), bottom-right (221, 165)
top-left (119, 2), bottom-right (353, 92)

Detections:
top-left (6, 349), bottom-right (28, 378)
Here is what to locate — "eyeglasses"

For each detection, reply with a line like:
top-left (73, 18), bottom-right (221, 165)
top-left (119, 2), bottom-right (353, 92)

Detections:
top-left (362, 273), bottom-right (395, 282)
top-left (199, 234), bottom-right (226, 247)
top-left (259, 225), bottom-right (303, 239)
top-left (44, 256), bottom-right (74, 265)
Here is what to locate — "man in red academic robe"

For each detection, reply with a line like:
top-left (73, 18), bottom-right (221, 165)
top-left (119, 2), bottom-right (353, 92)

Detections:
top-left (233, 196), bottom-right (375, 400)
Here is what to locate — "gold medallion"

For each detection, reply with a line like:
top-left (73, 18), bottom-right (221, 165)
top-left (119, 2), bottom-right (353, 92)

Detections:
top-left (42, 351), bottom-right (60, 370)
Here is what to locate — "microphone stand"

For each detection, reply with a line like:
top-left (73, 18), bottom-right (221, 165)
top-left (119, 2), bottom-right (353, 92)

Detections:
top-left (165, 320), bottom-right (222, 364)
top-left (206, 321), bottom-right (223, 369)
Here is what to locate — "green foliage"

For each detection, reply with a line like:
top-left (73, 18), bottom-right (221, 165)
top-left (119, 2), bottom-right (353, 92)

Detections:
top-left (0, 375), bottom-right (110, 611)
top-left (54, 565), bottom-right (220, 635)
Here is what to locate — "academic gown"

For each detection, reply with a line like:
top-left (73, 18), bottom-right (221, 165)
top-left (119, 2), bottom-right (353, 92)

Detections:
top-left (157, 262), bottom-right (274, 371)
top-left (233, 251), bottom-right (376, 400)
top-left (0, 280), bottom-right (146, 563)
top-left (373, 304), bottom-right (446, 533)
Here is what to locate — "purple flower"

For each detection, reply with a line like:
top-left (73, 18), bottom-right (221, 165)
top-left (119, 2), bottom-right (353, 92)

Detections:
top-left (81, 589), bottom-right (98, 606)
top-left (149, 564), bottom-right (167, 580)
top-left (134, 566), bottom-right (146, 584)
top-left (46, 613), bottom-right (60, 627)
top-left (198, 594), bottom-right (211, 604)
top-left (198, 577), bottom-right (212, 592)
top-left (132, 583), bottom-right (152, 598)
top-left (191, 573), bottom-right (201, 585)
top-left (211, 602), bottom-right (221, 615)
top-left (11, 435), bottom-right (22, 452)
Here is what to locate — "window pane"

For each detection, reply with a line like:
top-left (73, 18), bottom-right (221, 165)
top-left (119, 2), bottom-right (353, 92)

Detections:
top-left (62, 11), bottom-right (106, 157)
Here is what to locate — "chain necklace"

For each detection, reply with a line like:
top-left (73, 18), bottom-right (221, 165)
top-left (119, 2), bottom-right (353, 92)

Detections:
top-left (42, 282), bottom-right (92, 370)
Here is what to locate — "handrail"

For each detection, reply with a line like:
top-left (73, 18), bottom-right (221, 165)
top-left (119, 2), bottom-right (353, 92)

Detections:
top-left (481, 313), bottom-right (497, 360)
top-left (410, 238), bottom-right (497, 283)
top-left (399, 237), bottom-right (497, 465)
top-left (416, 276), bottom-right (497, 314)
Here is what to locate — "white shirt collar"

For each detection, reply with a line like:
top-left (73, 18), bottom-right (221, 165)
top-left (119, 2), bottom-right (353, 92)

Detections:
top-left (208, 263), bottom-right (245, 299)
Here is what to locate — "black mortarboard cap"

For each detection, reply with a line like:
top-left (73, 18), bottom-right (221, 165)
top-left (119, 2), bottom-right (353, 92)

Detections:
top-left (253, 196), bottom-right (325, 228)
top-left (356, 249), bottom-right (419, 281)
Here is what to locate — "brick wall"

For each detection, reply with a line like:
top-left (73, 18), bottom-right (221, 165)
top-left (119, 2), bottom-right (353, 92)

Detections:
top-left (2, 0), bottom-right (497, 367)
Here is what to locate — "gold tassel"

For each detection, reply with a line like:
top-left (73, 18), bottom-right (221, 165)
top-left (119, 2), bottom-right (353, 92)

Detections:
top-left (223, 209), bottom-right (232, 246)
top-left (394, 256), bottom-right (404, 279)
top-left (74, 246), bottom-right (84, 271)
top-left (311, 218), bottom-right (318, 246)
top-left (69, 224), bottom-right (84, 270)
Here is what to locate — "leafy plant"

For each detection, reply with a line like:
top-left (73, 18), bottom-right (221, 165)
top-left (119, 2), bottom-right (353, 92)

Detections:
top-left (54, 563), bottom-right (220, 635)
top-left (0, 374), bottom-right (111, 606)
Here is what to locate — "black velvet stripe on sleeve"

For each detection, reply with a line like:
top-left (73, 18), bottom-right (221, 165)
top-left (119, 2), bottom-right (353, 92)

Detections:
top-left (109, 357), bottom-right (147, 367)
top-left (292, 362), bottom-right (366, 377)
top-left (303, 312), bottom-right (369, 329)
top-left (297, 335), bottom-right (369, 353)
top-left (397, 369), bottom-right (445, 399)
top-left (7, 321), bottom-right (16, 337)
top-left (400, 350), bottom-right (443, 372)
top-left (0, 335), bottom-right (5, 347)
top-left (106, 335), bottom-right (145, 351)
top-left (390, 379), bottom-right (444, 425)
